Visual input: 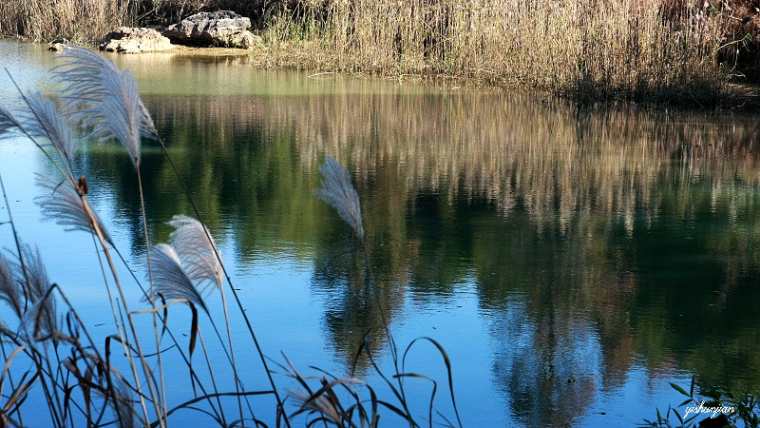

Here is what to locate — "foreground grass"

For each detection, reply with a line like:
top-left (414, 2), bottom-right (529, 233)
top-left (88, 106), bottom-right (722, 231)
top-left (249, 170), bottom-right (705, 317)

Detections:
top-left (0, 47), bottom-right (463, 427)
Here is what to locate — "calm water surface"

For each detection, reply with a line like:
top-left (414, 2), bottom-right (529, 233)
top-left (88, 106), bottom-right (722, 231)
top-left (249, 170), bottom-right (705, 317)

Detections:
top-left (2, 41), bottom-right (760, 427)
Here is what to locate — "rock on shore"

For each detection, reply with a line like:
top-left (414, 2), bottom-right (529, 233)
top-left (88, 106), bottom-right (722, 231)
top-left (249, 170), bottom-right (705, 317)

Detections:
top-left (100, 27), bottom-right (174, 54)
top-left (163, 10), bottom-right (261, 49)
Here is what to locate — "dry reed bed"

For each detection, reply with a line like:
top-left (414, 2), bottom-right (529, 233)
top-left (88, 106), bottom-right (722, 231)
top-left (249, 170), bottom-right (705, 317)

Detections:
top-left (264, 0), bottom-right (726, 100)
top-left (0, 0), bottom-right (128, 42)
top-left (0, 0), bottom-right (736, 102)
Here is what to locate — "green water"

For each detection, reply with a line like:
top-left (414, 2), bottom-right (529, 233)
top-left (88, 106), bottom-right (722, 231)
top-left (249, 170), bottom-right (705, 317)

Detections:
top-left (2, 41), bottom-right (760, 426)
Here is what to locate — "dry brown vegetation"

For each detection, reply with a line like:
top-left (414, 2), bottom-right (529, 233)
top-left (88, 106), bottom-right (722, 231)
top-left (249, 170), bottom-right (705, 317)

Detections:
top-left (3, 0), bottom-right (760, 104)
top-left (0, 0), bottom-right (129, 42)
top-left (0, 0), bottom-right (746, 103)
top-left (0, 0), bottom-right (270, 41)
top-left (263, 0), bottom-right (732, 102)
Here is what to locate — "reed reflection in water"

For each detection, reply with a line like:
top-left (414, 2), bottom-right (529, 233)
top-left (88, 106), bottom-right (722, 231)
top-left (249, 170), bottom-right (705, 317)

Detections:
top-left (35, 60), bottom-right (760, 425)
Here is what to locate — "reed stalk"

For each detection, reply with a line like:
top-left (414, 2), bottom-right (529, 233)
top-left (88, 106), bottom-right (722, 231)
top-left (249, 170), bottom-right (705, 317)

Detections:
top-left (136, 165), bottom-right (169, 427)
top-left (3, 68), bottom-right (163, 425)
top-left (81, 193), bottom-right (162, 424)
top-left (0, 172), bottom-right (63, 428)
top-left (154, 139), bottom-right (293, 427)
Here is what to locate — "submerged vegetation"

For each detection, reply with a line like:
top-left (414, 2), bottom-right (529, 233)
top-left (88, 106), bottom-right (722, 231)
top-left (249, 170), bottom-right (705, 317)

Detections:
top-left (0, 47), bottom-right (464, 426)
top-left (3, 0), bottom-right (760, 104)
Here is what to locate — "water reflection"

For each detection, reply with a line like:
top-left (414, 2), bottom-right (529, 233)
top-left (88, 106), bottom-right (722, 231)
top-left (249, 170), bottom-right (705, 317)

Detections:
top-left (78, 89), bottom-right (760, 421)
top-left (7, 42), bottom-right (760, 425)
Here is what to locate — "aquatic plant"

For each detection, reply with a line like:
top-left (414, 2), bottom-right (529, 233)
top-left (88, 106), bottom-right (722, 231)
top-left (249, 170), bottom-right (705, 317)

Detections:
top-left (0, 253), bottom-right (22, 318)
top-left (2, 54), bottom-right (162, 424)
top-left (0, 0), bottom-right (127, 42)
top-left (19, 92), bottom-right (78, 171)
top-left (14, 244), bottom-right (58, 340)
top-left (35, 174), bottom-right (114, 246)
top-left (53, 45), bottom-right (173, 424)
top-left (52, 47), bottom-right (157, 168)
top-left (0, 105), bottom-right (21, 135)
top-left (167, 215), bottom-right (223, 294)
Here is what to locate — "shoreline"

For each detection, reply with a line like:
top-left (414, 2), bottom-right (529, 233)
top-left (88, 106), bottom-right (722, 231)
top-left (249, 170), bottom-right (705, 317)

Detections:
top-left (5, 0), bottom-right (760, 113)
top-left (108, 44), bottom-right (760, 113)
top-left (5, 36), bottom-right (760, 112)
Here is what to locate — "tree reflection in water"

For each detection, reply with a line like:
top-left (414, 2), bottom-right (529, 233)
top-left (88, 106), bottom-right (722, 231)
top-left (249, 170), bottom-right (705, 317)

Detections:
top-left (67, 81), bottom-right (760, 424)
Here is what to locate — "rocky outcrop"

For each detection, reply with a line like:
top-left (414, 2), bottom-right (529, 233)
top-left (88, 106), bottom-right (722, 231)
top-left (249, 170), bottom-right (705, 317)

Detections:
top-left (100, 27), bottom-right (174, 54)
top-left (163, 10), bottom-right (261, 49)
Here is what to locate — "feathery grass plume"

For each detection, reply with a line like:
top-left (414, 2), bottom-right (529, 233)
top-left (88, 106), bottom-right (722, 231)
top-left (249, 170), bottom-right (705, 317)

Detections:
top-left (14, 245), bottom-right (57, 339)
top-left (167, 214), bottom-right (248, 424)
top-left (167, 215), bottom-right (223, 294)
top-left (316, 157), bottom-right (365, 240)
top-left (52, 47), bottom-right (158, 167)
top-left (148, 244), bottom-right (208, 312)
top-left (19, 92), bottom-right (78, 171)
top-left (35, 174), bottom-right (114, 246)
top-left (291, 389), bottom-right (342, 424)
top-left (0, 105), bottom-right (21, 137)
top-left (0, 253), bottom-right (22, 319)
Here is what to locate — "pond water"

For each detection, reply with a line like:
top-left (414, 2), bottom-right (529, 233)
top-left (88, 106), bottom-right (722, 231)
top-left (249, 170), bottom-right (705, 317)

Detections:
top-left (2, 41), bottom-right (760, 427)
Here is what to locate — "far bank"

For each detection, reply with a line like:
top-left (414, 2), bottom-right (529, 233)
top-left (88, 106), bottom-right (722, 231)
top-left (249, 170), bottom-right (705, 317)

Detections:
top-left (4, 0), bottom-right (760, 109)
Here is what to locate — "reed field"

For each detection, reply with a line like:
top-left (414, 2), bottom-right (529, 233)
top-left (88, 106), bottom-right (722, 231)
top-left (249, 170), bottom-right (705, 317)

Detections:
top-left (0, 0), bottom-right (749, 103)
top-left (264, 0), bottom-right (728, 102)
top-left (0, 0), bottom-right (128, 43)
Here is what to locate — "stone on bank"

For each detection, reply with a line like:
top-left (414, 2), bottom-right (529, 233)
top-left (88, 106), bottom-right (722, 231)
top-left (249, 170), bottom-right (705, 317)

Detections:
top-left (96, 10), bottom-right (262, 54)
top-left (100, 27), bottom-right (173, 54)
top-left (162, 10), bottom-right (261, 49)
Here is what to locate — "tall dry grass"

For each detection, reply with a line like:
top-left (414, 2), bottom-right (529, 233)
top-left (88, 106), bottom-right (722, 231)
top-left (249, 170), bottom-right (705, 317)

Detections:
top-left (0, 0), bottom-right (738, 102)
top-left (0, 0), bottom-right (130, 42)
top-left (0, 0), bottom-right (269, 41)
top-left (264, 0), bottom-right (728, 101)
